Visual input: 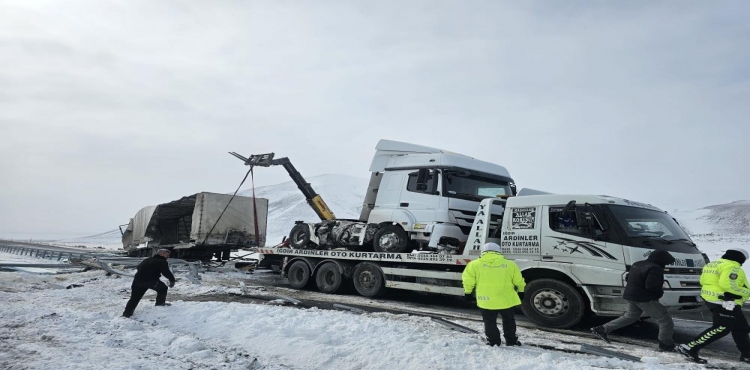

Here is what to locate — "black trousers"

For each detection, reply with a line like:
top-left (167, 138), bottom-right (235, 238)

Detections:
top-left (123, 281), bottom-right (168, 317)
top-left (686, 303), bottom-right (750, 355)
top-left (480, 308), bottom-right (517, 345)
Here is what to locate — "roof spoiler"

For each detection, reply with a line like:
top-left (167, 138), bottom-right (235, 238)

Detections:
top-left (517, 188), bottom-right (552, 196)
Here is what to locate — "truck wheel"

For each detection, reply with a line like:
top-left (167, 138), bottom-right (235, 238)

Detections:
top-left (287, 260), bottom-right (312, 289)
top-left (352, 262), bottom-right (386, 297)
top-left (521, 279), bottom-right (585, 329)
top-left (289, 224), bottom-right (311, 249)
top-left (373, 225), bottom-right (408, 253)
top-left (315, 263), bottom-right (344, 294)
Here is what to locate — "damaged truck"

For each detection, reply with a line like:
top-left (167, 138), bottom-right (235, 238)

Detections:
top-left (231, 139), bottom-right (515, 254)
top-left (120, 192), bottom-right (268, 261)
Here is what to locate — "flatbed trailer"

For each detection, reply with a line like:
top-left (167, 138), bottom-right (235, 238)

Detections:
top-left (259, 194), bottom-right (707, 329)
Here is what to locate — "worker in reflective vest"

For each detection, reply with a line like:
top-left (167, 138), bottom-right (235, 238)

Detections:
top-left (677, 248), bottom-right (750, 364)
top-left (462, 242), bottom-right (526, 346)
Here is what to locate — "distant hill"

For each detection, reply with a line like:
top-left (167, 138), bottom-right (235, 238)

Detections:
top-left (673, 200), bottom-right (750, 275)
top-left (673, 200), bottom-right (750, 238)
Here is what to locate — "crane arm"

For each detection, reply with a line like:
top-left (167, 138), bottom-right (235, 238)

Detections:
top-left (229, 152), bottom-right (337, 221)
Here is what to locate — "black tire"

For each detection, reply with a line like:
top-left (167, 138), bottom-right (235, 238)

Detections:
top-left (373, 225), bottom-right (408, 253)
top-left (352, 262), bottom-right (386, 297)
top-left (315, 263), bottom-right (344, 294)
top-left (521, 278), bottom-right (585, 329)
top-left (289, 224), bottom-right (312, 249)
top-left (287, 260), bottom-right (312, 289)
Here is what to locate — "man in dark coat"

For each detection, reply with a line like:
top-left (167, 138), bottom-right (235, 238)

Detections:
top-left (591, 250), bottom-right (676, 351)
top-left (122, 249), bottom-right (176, 317)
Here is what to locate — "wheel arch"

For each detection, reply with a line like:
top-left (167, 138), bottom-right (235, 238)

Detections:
top-left (521, 268), bottom-right (590, 305)
top-left (312, 259), bottom-right (355, 279)
top-left (282, 257), bottom-right (316, 276)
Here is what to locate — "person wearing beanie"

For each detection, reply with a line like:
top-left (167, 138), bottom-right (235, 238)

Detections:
top-left (462, 242), bottom-right (526, 346)
top-left (122, 248), bottom-right (176, 318)
top-left (591, 250), bottom-right (677, 351)
top-left (677, 248), bottom-right (750, 364)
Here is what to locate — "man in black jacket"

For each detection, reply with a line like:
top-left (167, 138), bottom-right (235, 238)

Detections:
top-left (591, 250), bottom-right (676, 351)
top-left (122, 249), bottom-right (176, 318)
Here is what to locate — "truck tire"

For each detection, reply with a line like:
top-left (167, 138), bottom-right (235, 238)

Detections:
top-left (521, 279), bottom-right (585, 329)
top-left (352, 262), bottom-right (386, 297)
top-left (315, 263), bottom-right (344, 294)
top-left (287, 260), bottom-right (312, 289)
top-left (373, 225), bottom-right (408, 253)
top-left (289, 224), bottom-right (311, 249)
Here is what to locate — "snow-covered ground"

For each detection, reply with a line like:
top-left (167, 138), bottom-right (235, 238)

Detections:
top-left (0, 251), bottom-right (714, 370)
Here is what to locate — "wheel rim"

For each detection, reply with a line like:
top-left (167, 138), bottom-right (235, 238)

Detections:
top-left (292, 267), bottom-right (305, 283)
top-left (324, 271), bottom-right (335, 286)
top-left (532, 288), bottom-right (569, 317)
top-left (294, 231), bottom-right (307, 245)
top-left (378, 232), bottom-right (400, 252)
top-left (358, 270), bottom-right (376, 289)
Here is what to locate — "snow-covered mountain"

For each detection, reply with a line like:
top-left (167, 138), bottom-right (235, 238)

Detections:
top-left (239, 174), bottom-right (368, 245)
top-left (673, 200), bottom-right (750, 274)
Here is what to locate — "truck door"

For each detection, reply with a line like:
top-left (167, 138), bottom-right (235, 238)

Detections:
top-left (399, 169), bottom-right (440, 221)
top-left (500, 205), bottom-right (542, 258)
top-left (541, 205), bottom-right (624, 267)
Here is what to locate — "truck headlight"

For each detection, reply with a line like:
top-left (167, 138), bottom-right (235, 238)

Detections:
top-left (414, 223), bottom-right (427, 230)
top-left (663, 281), bottom-right (671, 289)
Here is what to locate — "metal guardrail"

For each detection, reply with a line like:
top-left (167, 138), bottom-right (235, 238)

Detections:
top-left (0, 244), bottom-right (99, 261)
top-left (0, 244), bottom-right (202, 284)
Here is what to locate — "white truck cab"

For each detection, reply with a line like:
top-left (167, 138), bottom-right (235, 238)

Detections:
top-left (470, 194), bottom-right (706, 327)
top-left (361, 140), bottom-right (515, 251)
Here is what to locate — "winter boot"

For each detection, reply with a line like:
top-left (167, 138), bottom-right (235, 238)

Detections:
top-left (505, 336), bottom-right (522, 346)
top-left (485, 336), bottom-right (501, 347)
top-left (155, 302), bottom-right (172, 307)
top-left (658, 341), bottom-right (675, 352)
top-left (591, 326), bottom-right (611, 343)
top-left (676, 344), bottom-right (707, 364)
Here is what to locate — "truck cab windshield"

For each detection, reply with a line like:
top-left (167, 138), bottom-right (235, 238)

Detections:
top-left (443, 171), bottom-right (513, 201)
top-left (606, 204), bottom-right (699, 252)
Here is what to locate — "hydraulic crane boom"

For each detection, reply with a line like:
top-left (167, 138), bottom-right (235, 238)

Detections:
top-left (229, 152), bottom-right (337, 221)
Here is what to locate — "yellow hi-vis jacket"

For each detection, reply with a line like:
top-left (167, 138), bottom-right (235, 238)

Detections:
top-left (699, 258), bottom-right (750, 305)
top-left (462, 251), bottom-right (526, 310)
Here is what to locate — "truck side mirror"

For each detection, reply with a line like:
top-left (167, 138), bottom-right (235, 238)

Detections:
top-left (575, 208), bottom-right (597, 237)
top-left (416, 168), bottom-right (429, 191)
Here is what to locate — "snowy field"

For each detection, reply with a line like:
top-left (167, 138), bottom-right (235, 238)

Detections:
top-left (0, 252), bottom-right (722, 370)
top-left (2, 182), bottom-right (748, 369)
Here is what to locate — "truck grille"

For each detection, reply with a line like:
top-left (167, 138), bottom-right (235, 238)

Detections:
top-left (663, 267), bottom-right (702, 275)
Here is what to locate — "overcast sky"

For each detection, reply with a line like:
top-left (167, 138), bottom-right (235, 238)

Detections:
top-left (1, 1), bottom-right (748, 238)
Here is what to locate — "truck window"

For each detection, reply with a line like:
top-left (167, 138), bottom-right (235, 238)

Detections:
top-left (549, 206), bottom-right (604, 236)
top-left (443, 171), bottom-right (512, 201)
top-left (606, 205), bottom-right (691, 241)
top-left (407, 170), bottom-right (437, 194)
